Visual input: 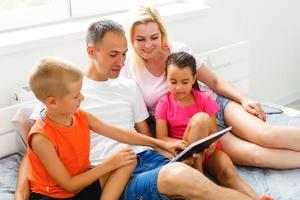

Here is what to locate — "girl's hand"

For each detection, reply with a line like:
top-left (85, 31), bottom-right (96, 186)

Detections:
top-left (108, 148), bottom-right (136, 169)
top-left (241, 98), bottom-right (266, 122)
top-left (204, 142), bottom-right (216, 156)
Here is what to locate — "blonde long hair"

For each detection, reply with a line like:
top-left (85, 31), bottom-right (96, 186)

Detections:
top-left (126, 6), bottom-right (170, 73)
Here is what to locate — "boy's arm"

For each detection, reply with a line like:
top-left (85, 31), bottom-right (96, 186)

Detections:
top-left (87, 113), bottom-right (185, 156)
top-left (14, 154), bottom-right (30, 200)
top-left (30, 133), bottom-right (135, 193)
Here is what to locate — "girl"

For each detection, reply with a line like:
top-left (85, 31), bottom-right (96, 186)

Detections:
top-left (155, 52), bottom-right (273, 200)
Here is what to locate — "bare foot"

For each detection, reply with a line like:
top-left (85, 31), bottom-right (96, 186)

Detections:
top-left (259, 194), bottom-right (274, 200)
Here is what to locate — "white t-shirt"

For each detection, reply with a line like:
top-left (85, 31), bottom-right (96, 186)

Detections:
top-left (121, 42), bottom-right (205, 116)
top-left (31, 76), bottom-right (151, 166)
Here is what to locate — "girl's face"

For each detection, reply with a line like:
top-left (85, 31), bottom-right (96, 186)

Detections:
top-left (166, 64), bottom-right (196, 100)
top-left (132, 22), bottom-right (162, 60)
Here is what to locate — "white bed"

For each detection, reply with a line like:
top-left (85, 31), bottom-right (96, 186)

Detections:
top-left (0, 100), bottom-right (36, 200)
top-left (0, 101), bottom-right (300, 200)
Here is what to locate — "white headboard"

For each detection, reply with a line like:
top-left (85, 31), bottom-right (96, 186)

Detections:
top-left (198, 41), bottom-right (250, 95)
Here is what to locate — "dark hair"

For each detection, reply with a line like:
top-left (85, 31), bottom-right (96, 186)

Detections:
top-left (166, 51), bottom-right (199, 90)
top-left (86, 19), bottom-right (125, 46)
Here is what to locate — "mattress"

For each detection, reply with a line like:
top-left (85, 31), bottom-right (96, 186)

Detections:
top-left (0, 153), bottom-right (23, 200)
top-left (0, 105), bottom-right (299, 200)
top-left (236, 107), bottom-right (300, 200)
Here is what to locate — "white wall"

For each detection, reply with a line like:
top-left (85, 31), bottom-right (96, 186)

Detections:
top-left (168, 0), bottom-right (300, 104)
top-left (0, 0), bottom-right (300, 108)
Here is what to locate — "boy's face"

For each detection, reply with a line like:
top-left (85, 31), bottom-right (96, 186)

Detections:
top-left (88, 31), bottom-right (128, 80)
top-left (55, 80), bottom-right (84, 114)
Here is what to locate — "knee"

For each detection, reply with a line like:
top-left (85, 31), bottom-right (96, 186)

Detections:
top-left (216, 165), bottom-right (238, 183)
top-left (159, 163), bottom-right (214, 198)
top-left (126, 157), bottom-right (138, 172)
top-left (190, 112), bottom-right (210, 128)
top-left (159, 162), bottom-right (188, 186)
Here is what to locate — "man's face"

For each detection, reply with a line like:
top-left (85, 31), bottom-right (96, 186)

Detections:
top-left (90, 31), bottom-right (128, 79)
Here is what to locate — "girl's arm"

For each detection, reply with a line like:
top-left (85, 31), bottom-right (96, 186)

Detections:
top-left (31, 133), bottom-right (135, 193)
top-left (196, 64), bottom-right (266, 121)
top-left (87, 113), bottom-right (185, 156)
top-left (156, 119), bottom-right (184, 143)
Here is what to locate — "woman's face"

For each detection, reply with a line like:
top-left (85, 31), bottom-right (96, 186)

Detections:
top-left (132, 22), bottom-right (162, 60)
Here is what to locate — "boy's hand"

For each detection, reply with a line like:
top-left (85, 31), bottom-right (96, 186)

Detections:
top-left (109, 148), bottom-right (136, 169)
top-left (163, 140), bottom-right (188, 157)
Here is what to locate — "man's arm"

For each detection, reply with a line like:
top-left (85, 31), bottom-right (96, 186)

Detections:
top-left (14, 153), bottom-right (30, 200)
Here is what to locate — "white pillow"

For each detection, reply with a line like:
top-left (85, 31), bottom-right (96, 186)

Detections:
top-left (11, 106), bottom-right (35, 145)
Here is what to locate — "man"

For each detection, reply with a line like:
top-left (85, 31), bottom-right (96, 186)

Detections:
top-left (15, 20), bottom-right (253, 200)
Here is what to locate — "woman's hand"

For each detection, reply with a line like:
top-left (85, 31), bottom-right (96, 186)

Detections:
top-left (241, 98), bottom-right (266, 122)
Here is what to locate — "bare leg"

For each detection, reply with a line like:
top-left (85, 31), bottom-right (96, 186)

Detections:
top-left (220, 132), bottom-right (300, 169)
top-left (157, 162), bottom-right (254, 200)
top-left (205, 150), bottom-right (260, 199)
top-left (14, 154), bottom-right (30, 200)
top-left (224, 101), bottom-right (300, 150)
top-left (100, 159), bottom-right (137, 200)
top-left (182, 112), bottom-right (211, 172)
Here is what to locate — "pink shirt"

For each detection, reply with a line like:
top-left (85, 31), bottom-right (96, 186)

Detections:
top-left (155, 89), bottom-right (220, 139)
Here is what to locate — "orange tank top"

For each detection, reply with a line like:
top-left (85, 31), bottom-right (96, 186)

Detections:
top-left (27, 109), bottom-right (90, 198)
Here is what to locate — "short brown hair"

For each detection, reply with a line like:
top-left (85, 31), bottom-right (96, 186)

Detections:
top-left (86, 19), bottom-right (125, 47)
top-left (29, 57), bottom-right (83, 101)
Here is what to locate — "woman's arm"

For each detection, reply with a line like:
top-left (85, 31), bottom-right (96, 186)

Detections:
top-left (14, 154), bottom-right (30, 200)
top-left (87, 113), bottom-right (185, 156)
top-left (197, 64), bottom-right (266, 120)
top-left (197, 64), bottom-right (245, 103)
top-left (31, 134), bottom-right (135, 193)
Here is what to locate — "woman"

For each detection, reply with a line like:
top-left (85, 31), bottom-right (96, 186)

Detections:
top-left (121, 6), bottom-right (300, 169)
